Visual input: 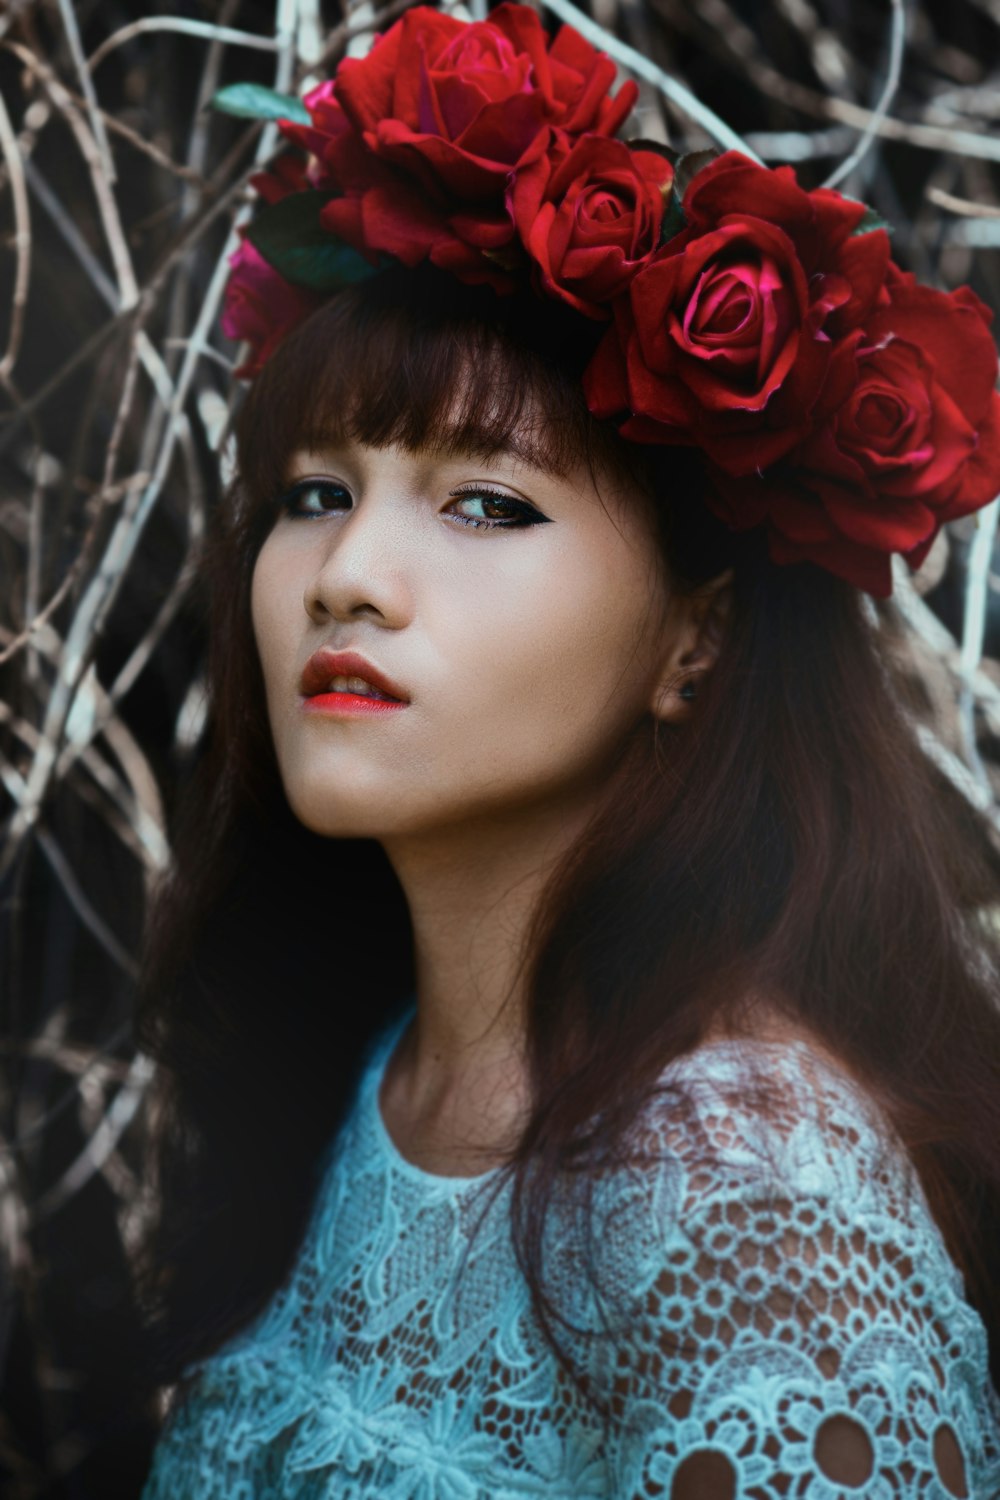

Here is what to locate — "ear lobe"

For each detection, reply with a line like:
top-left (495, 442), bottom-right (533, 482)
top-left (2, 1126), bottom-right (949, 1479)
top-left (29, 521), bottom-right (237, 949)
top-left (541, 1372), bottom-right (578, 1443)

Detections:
top-left (651, 566), bottom-right (734, 723)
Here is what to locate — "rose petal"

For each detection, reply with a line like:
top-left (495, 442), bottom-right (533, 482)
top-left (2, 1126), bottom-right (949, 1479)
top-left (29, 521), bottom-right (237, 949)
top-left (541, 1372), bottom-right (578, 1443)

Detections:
top-left (828, 228), bottom-right (891, 334)
top-left (819, 480), bottom-right (938, 552)
top-left (581, 317), bottom-right (632, 419)
top-left (769, 529), bottom-right (894, 596)
top-left (867, 282), bottom-right (999, 429)
top-left (939, 390), bottom-right (1000, 520)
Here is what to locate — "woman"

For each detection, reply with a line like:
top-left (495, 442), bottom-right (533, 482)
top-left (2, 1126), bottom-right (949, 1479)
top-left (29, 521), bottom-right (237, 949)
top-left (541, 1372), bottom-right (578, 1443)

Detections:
top-left (135, 6), bottom-right (1000, 1496)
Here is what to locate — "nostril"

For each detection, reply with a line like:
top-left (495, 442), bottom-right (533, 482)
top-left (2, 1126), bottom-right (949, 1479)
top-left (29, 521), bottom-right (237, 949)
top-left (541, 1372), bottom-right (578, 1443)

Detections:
top-left (303, 587), bottom-right (331, 621)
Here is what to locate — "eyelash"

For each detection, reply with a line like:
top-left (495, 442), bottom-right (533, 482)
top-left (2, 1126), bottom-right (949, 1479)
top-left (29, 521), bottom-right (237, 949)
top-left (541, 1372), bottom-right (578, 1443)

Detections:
top-left (275, 478), bottom-right (546, 531)
top-left (449, 485), bottom-right (545, 530)
top-left (276, 480), bottom-right (347, 519)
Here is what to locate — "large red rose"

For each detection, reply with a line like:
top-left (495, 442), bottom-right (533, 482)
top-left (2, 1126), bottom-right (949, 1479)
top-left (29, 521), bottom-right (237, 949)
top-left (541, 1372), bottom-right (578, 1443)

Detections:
top-left (582, 151), bottom-right (891, 477)
top-left (221, 238), bottom-right (321, 378)
top-left (509, 135), bottom-right (673, 318)
top-left (331, 3), bottom-right (637, 200)
top-left (705, 269), bottom-right (1000, 595)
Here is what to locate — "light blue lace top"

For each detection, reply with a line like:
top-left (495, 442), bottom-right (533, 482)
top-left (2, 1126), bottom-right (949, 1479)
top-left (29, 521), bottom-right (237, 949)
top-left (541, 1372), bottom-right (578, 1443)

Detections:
top-left (141, 999), bottom-right (1000, 1499)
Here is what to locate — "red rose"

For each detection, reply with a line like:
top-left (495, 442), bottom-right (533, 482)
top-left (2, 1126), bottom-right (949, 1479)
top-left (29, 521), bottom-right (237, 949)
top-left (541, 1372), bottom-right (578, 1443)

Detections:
top-left (705, 270), bottom-right (1000, 595)
top-left (276, 3), bottom-right (637, 289)
top-left (221, 238), bottom-right (321, 378)
top-left (510, 135), bottom-right (673, 318)
top-left (582, 151), bottom-right (891, 477)
top-left (331, 3), bottom-right (637, 200)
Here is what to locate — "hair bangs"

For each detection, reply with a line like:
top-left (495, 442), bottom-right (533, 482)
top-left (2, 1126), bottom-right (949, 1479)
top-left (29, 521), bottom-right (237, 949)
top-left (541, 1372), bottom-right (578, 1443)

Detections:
top-left (232, 263), bottom-right (647, 526)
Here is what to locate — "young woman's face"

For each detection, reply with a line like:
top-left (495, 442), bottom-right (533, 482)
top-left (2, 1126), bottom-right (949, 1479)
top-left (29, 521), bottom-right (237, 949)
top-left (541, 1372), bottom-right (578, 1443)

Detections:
top-left (250, 430), bottom-right (686, 843)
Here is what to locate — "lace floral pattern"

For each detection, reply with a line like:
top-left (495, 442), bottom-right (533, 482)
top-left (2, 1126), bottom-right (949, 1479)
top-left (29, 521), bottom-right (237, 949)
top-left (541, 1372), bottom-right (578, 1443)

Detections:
top-left (141, 1001), bottom-right (1000, 1498)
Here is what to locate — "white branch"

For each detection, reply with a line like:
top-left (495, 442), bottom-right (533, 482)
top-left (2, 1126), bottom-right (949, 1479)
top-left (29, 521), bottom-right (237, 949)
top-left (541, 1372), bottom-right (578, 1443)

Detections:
top-left (822, 0), bottom-right (907, 189)
top-left (55, 0), bottom-right (117, 184)
top-left (29, 1051), bottom-right (156, 1223)
top-left (0, 90), bottom-right (31, 383)
top-left (539, 0), bottom-right (764, 159)
top-left (86, 18), bottom-right (280, 75)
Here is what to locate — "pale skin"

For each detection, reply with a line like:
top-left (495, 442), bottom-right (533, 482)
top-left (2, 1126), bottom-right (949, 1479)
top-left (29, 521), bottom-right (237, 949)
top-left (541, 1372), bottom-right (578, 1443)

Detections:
top-left (250, 429), bottom-right (733, 1178)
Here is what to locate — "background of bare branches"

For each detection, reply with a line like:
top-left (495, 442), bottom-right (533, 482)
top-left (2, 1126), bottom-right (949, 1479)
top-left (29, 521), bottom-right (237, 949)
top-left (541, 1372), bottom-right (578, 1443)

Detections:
top-left (1, 0), bottom-right (1000, 1494)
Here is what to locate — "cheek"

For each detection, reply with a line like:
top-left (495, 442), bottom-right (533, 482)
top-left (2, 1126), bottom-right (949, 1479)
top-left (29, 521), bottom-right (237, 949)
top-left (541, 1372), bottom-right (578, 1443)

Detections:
top-left (250, 546), bottom-right (298, 709)
top-left (440, 534), bottom-right (663, 762)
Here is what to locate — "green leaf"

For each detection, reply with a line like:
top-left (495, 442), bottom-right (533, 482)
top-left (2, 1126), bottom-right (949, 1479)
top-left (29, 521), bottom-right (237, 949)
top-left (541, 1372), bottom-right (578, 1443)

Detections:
top-left (211, 83), bottom-right (310, 126)
top-left (851, 204), bottom-right (892, 237)
top-left (246, 190), bottom-right (381, 292)
top-left (659, 187), bottom-right (686, 246)
top-left (673, 149), bottom-right (719, 200)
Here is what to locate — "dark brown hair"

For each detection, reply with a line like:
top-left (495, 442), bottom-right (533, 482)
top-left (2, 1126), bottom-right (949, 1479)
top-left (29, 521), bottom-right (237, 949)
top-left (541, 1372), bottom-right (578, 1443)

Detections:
top-left (134, 262), bottom-right (1000, 1396)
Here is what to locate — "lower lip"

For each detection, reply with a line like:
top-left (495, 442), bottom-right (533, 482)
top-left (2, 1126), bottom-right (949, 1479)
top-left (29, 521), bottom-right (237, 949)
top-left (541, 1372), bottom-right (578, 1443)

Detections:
top-left (301, 692), bottom-right (408, 716)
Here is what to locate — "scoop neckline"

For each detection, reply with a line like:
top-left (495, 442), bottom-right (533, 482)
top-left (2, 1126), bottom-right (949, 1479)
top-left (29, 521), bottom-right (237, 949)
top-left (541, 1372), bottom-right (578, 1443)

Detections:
top-left (368, 999), bottom-right (506, 1190)
top-left (365, 1003), bottom-right (864, 1190)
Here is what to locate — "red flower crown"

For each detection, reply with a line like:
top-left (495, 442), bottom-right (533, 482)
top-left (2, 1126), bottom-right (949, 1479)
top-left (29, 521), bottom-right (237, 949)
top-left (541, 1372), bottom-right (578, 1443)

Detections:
top-left (217, 2), bottom-right (1000, 598)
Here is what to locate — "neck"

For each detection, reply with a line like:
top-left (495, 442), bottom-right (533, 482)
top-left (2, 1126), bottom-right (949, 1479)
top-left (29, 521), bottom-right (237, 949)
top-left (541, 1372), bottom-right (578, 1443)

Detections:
top-left (379, 795), bottom-right (598, 1152)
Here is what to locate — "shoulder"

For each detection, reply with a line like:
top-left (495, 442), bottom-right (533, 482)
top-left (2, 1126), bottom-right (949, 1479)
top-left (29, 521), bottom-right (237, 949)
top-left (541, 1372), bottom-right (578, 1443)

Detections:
top-left (589, 1026), bottom-right (965, 1315)
top-left (639, 1027), bottom-right (911, 1208)
top-left (595, 1033), bottom-right (1000, 1499)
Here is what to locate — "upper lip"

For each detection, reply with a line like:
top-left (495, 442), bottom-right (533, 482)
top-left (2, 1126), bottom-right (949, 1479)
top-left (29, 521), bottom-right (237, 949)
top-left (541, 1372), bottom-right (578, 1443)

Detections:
top-left (300, 648), bottom-right (409, 702)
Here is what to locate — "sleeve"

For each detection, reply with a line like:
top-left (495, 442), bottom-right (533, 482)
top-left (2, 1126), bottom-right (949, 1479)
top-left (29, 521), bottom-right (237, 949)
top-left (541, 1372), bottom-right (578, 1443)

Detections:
top-left (604, 1057), bottom-right (1000, 1500)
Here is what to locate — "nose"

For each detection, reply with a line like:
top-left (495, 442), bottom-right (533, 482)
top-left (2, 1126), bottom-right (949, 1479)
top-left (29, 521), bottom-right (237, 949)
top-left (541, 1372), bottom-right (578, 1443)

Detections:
top-left (302, 489), bottom-right (413, 629)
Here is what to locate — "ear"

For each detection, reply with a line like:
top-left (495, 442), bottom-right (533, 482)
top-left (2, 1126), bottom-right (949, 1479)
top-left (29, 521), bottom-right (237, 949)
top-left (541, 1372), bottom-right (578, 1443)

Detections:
top-left (649, 567), bottom-right (734, 723)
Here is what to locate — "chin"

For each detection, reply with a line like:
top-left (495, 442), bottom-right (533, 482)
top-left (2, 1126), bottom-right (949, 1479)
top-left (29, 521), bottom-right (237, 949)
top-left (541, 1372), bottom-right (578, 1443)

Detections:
top-left (279, 752), bottom-right (389, 824)
top-left (281, 773), bottom-right (420, 840)
top-left (283, 788), bottom-right (385, 840)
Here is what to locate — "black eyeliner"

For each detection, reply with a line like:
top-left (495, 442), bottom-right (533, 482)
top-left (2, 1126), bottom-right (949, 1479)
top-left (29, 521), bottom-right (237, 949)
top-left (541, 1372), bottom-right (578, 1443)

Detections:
top-left (450, 484), bottom-right (552, 524)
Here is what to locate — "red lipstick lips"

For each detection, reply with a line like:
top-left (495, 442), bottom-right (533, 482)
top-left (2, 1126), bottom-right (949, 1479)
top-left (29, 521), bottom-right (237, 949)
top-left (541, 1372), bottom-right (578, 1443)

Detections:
top-left (299, 648), bottom-right (410, 717)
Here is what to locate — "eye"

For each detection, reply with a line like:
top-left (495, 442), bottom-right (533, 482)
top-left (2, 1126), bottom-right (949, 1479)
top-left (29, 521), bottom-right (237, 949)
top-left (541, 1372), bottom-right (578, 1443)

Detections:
top-left (276, 478), bottom-right (352, 518)
top-left (447, 486), bottom-right (550, 531)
